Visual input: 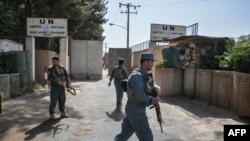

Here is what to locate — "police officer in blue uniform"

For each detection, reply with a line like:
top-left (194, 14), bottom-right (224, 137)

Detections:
top-left (108, 58), bottom-right (128, 111)
top-left (48, 56), bottom-right (70, 119)
top-left (114, 52), bottom-right (158, 141)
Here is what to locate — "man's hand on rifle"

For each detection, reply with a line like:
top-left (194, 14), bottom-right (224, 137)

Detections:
top-left (151, 88), bottom-right (158, 97)
top-left (66, 82), bottom-right (71, 87)
top-left (151, 97), bottom-right (158, 105)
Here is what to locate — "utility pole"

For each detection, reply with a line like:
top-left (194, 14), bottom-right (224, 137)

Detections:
top-left (119, 3), bottom-right (140, 49)
top-left (104, 42), bottom-right (107, 54)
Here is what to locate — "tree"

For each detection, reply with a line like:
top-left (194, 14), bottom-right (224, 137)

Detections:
top-left (0, 0), bottom-right (108, 50)
top-left (216, 36), bottom-right (250, 73)
top-left (70, 0), bottom-right (108, 40)
top-left (0, 1), bottom-right (20, 36)
top-left (236, 34), bottom-right (250, 48)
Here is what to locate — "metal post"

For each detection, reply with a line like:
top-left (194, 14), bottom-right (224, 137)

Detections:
top-left (0, 92), bottom-right (2, 114)
top-left (119, 3), bottom-right (140, 49)
top-left (44, 66), bottom-right (48, 93)
top-left (127, 4), bottom-right (130, 49)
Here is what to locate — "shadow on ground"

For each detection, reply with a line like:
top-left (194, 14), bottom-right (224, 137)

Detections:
top-left (159, 96), bottom-right (250, 124)
top-left (24, 118), bottom-right (65, 140)
top-left (105, 109), bottom-right (125, 122)
top-left (0, 92), bottom-right (80, 140)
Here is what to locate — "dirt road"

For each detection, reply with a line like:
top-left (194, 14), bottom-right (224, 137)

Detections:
top-left (0, 70), bottom-right (249, 141)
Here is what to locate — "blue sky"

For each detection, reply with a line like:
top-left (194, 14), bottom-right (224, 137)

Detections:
top-left (102, 0), bottom-right (250, 49)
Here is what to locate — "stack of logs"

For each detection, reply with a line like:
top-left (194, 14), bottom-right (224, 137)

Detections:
top-left (175, 43), bottom-right (197, 69)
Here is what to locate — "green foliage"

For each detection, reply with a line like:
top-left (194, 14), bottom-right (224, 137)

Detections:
top-left (0, 1), bottom-right (20, 36)
top-left (236, 34), bottom-right (250, 47)
top-left (0, 67), bottom-right (3, 74)
top-left (216, 36), bottom-right (250, 73)
top-left (235, 48), bottom-right (250, 73)
top-left (199, 36), bottom-right (250, 73)
top-left (33, 81), bottom-right (43, 91)
top-left (0, 56), bottom-right (11, 74)
top-left (155, 59), bottom-right (167, 68)
top-left (200, 51), bottom-right (220, 70)
top-left (224, 37), bottom-right (235, 53)
top-left (0, 0), bottom-right (108, 50)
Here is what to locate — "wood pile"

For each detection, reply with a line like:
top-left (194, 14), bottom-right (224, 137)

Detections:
top-left (175, 43), bottom-right (197, 69)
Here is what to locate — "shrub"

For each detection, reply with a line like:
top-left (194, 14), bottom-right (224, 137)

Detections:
top-left (33, 81), bottom-right (43, 91)
top-left (155, 59), bottom-right (167, 68)
top-left (216, 37), bottom-right (250, 73)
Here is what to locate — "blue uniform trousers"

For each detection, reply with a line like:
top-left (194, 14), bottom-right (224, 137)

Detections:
top-left (49, 86), bottom-right (66, 115)
top-left (115, 85), bottom-right (124, 110)
top-left (114, 101), bottom-right (153, 141)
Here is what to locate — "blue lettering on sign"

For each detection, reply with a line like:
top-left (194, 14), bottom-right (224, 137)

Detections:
top-left (42, 25), bottom-right (51, 31)
top-left (165, 31), bottom-right (172, 37)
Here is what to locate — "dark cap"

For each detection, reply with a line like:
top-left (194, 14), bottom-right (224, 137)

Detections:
top-left (52, 56), bottom-right (59, 61)
top-left (140, 52), bottom-right (157, 61)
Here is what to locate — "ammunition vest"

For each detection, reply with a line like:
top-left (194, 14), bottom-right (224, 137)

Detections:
top-left (50, 66), bottom-right (66, 82)
top-left (113, 67), bottom-right (124, 79)
top-left (127, 70), bottom-right (153, 104)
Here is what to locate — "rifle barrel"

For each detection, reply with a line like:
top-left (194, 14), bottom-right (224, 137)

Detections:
top-left (155, 103), bottom-right (163, 133)
top-left (160, 122), bottom-right (163, 133)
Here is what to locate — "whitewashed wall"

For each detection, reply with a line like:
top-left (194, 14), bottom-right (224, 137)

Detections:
top-left (0, 39), bottom-right (23, 52)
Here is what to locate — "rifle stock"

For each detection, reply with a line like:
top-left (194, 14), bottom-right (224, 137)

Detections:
top-left (66, 85), bottom-right (76, 96)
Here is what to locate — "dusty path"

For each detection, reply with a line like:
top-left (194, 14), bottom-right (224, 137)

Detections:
top-left (0, 70), bottom-right (249, 141)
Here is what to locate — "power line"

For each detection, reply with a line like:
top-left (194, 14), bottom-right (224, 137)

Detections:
top-left (141, 0), bottom-right (211, 7)
top-left (119, 3), bottom-right (141, 48)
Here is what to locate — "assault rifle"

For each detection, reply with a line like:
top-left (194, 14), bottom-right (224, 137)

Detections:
top-left (121, 73), bottom-right (163, 133)
top-left (66, 83), bottom-right (76, 96)
top-left (147, 73), bottom-right (163, 133)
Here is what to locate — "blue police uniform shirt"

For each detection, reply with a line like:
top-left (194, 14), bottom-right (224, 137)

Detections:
top-left (126, 67), bottom-right (152, 114)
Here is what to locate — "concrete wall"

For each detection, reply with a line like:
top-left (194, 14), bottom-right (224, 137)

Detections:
top-left (0, 39), bottom-right (23, 52)
top-left (108, 48), bottom-right (132, 76)
top-left (25, 37), bottom-right (35, 82)
top-left (35, 50), bottom-right (56, 84)
top-left (131, 50), bottom-right (147, 70)
top-left (70, 40), bottom-right (102, 80)
top-left (131, 42), bottom-right (167, 77)
top-left (59, 38), bottom-right (69, 73)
